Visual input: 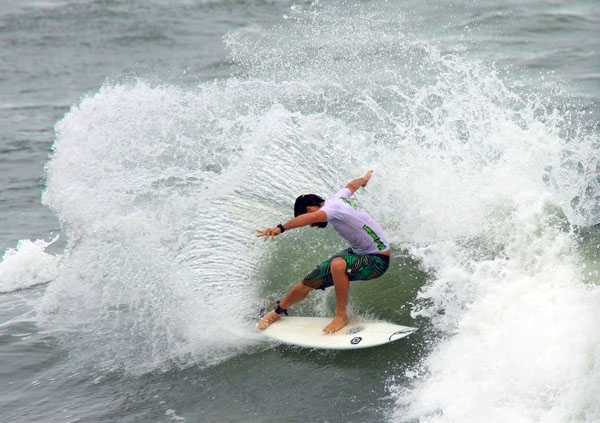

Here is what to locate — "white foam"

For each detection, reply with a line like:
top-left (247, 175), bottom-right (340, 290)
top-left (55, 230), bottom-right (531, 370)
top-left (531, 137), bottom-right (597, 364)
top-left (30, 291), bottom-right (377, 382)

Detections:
top-left (40, 81), bottom-right (268, 372)
top-left (393, 201), bottom-right (600, 422)
top-left (0, 238), bottom-right (60, 293)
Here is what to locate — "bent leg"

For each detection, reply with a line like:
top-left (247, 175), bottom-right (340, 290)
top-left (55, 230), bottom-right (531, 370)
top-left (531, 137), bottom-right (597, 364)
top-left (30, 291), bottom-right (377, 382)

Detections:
top-left (323, 257), bottom-right (350, 334)
top-left (257, 282), bottom-right (313, 330)
top-left (280, 282), bottom-right (312, 309)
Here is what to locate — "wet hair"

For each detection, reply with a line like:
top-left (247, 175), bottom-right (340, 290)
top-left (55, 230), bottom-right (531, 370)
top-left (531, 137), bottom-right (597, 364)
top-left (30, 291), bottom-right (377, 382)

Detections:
top-left (294, 194), bottom-right (327, 228)
top-left (294, 194), bottom-right (324, 216)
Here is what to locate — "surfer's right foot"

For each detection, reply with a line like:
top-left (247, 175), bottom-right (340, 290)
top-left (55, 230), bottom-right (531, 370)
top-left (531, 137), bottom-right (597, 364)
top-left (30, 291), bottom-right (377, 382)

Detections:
top-left (257, 310), bottom-right (281, 330)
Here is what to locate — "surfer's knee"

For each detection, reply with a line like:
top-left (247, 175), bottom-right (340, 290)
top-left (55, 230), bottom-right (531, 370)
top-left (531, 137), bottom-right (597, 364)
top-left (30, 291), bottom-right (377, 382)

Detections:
top-left (293, 281), bottom-right (312, 293)
top-left (301, 279), bottom-right (320, 290)
top-left (330, 257), bottom-right (346, 273)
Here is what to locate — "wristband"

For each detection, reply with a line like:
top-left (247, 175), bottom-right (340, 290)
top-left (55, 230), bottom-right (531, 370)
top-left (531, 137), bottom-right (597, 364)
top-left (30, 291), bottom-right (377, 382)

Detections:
top-left (277, 224), bottom-right (286, 233)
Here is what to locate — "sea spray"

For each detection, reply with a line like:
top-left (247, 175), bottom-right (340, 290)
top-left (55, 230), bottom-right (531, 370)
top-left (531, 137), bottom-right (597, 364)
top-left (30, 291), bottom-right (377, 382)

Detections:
top-left (37, 5), bottom-right (600, 409)
top-left (392, 200), bottom-right (600, 422)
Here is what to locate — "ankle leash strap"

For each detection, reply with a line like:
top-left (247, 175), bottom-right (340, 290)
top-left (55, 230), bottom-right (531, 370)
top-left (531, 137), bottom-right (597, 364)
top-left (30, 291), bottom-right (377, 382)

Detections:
top-left (275, 300), bottom-right (288, 316)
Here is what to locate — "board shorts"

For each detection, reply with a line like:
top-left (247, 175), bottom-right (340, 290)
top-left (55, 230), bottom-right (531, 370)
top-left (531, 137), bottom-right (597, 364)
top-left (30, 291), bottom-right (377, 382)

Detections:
top-left (302, 248), bottom-right (390, 290)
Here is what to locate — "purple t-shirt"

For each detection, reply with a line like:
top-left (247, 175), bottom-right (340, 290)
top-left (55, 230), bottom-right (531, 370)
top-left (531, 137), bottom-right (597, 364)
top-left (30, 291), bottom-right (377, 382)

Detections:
top-left (320, 188), bottom-right (389, 255)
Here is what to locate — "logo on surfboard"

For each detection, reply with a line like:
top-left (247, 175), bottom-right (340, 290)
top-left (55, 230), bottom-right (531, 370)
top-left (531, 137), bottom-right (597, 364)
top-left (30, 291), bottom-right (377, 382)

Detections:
top-left (350, 337), bottom-right (362, 345)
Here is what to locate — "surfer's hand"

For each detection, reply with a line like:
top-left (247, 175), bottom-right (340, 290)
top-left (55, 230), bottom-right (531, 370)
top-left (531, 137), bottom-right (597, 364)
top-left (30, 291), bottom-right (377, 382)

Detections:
top-left (256, 227), bottom-right (281, 239)
top-left (346, 170), bottom-right (374, 193)
top-left (362, 170), bottom-right (373, 187)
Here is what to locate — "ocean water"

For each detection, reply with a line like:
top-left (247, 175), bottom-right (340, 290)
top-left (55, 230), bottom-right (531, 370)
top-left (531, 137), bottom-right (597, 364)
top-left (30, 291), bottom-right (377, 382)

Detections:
top-left (1, 1), bottom-right (600, 422)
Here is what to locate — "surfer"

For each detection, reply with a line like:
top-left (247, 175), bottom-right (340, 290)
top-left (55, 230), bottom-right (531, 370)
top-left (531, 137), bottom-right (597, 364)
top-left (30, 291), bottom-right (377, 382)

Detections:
top-left (256, 170), bottom-right (391, 333)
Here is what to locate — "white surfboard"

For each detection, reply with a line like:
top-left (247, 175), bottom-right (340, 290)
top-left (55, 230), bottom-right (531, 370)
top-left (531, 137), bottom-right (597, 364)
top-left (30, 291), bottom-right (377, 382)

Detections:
top-left (261, 316), bottom-right (417, 350)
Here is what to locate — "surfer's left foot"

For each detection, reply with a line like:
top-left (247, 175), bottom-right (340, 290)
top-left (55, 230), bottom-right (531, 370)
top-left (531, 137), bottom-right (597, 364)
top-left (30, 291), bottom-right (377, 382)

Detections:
top-left (323, 314), bottom-right (348, 334)
top-left (257, 310), bottom-right (281, 330)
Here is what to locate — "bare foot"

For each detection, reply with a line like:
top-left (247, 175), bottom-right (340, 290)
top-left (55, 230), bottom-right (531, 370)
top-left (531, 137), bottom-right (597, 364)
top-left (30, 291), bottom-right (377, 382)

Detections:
top-left (323, 315), bottom-right (348, 334)
top-left (257, 310), bottom-right (281, 330)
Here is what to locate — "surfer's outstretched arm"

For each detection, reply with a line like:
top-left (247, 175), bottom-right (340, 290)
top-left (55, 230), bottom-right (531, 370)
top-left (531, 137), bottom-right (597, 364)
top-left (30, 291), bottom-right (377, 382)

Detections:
top-left (256, 210), bottom-right (327, 239)
top-left (345, 170), bottom-right (373, 194)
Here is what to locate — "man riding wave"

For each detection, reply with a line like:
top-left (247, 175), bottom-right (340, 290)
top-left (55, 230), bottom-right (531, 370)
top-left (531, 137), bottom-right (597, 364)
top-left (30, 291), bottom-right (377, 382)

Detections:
top-left (256, 170), bottom-right (391, 333)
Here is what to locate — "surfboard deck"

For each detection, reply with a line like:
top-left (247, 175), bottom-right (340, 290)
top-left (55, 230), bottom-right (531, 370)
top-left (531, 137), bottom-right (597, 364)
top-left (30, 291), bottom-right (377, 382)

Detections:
top-left (261, 316), bottom-right (417, 350)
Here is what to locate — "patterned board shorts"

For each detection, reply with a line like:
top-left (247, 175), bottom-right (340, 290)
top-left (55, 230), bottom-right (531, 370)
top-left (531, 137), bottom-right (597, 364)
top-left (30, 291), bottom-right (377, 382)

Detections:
top-left (302, 248), bottom-right (390, 290)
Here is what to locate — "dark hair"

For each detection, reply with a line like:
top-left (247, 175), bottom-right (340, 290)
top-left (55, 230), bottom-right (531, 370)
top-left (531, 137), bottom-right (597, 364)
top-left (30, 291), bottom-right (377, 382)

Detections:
top-left (294, 194), bottom-right (324, 217)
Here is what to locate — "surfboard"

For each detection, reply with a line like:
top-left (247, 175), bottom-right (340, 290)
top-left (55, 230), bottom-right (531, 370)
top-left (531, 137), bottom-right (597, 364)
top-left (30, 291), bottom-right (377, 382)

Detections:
top-left (261, 316), bottom-right (417, 350)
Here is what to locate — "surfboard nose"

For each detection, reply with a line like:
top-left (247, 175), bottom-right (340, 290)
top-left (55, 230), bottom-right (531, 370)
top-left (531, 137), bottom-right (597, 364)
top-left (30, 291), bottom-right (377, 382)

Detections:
top-left (388, 327), bottom-right (418, 342)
